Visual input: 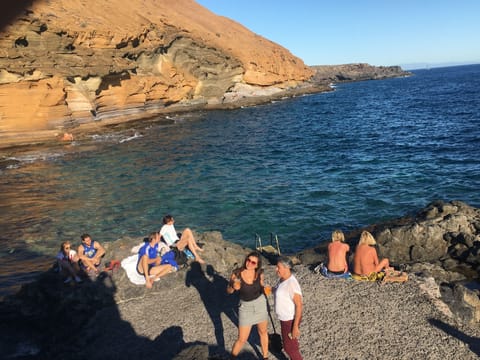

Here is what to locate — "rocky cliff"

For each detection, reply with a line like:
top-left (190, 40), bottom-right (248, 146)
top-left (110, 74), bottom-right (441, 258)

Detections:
top-left (312, 63), bottom-right (410, 83)
top-left (0, 0), bottom-right (314, 147)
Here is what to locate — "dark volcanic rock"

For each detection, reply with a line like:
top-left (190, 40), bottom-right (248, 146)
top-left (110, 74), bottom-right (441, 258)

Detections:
top-left (0, 231), bottom-right (252, 359)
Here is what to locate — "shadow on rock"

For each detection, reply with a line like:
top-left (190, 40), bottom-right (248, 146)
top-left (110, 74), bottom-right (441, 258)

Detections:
top-left (0, 267), bottom-right (219, 359)
top-left (185, 262), bottom-right (239, 352)
top-left (428, 318), bottom-right (480, 357)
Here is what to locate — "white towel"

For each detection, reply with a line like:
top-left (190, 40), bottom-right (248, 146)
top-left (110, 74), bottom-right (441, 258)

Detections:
top-left (121, 254), bottom-right (145, 285)
top-left (131, 243), bottom-right (143, 253)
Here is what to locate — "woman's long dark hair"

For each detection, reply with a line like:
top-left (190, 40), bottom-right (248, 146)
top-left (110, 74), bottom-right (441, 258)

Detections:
top-left (234, 251), bottom-right (263, 279)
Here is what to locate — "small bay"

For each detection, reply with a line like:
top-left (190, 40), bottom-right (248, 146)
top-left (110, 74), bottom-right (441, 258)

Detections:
top-left (1, 64), bottom-right (479, 296)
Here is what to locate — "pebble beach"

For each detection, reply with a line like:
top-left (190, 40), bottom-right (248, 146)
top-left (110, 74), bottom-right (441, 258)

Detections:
top-left (75, 263), bottom-right (480, 360)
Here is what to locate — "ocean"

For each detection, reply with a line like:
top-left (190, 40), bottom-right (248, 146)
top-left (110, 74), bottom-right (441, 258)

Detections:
top-left (1, 64), bottom-right (479, 297)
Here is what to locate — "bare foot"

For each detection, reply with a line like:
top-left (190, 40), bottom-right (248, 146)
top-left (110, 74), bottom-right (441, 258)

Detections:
top-left (150, 274), bottom-right (161, 282)
top-left (196, 247), bottom-right (204, 252)
top-left (196, 258), bottom-right (206, 264)
top-left (146, 281), bottom-right (153, 289)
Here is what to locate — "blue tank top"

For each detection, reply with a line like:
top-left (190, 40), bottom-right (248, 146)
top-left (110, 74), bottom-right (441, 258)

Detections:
top-left (82, 240), bottom-right (97, 259)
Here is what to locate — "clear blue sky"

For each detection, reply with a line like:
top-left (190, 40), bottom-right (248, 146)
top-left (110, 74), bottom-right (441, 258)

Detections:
top-left (196, 0), bottom-right (480, 70)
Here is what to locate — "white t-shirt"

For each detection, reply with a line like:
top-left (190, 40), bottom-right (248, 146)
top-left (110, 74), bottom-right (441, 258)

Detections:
top-left (160, 224), bottom-right (179, 246)
top-left (56, 249), bottom-right (77, 262)
top-left (274, 274), bottom-right (302, 321)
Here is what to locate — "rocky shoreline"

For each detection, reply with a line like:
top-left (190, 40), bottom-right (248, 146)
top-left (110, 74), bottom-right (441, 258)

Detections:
top-left (0, 201), bottom-right (479, 359)
top-left (0, 0), bottom-right (411, 153)
top-left (0, 64), bottom-right (409, 153)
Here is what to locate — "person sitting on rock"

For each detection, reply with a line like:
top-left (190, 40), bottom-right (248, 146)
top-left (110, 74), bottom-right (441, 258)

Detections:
top-left (56, 241), bottom-right (82, 283)
top-left (160, 214), bottom-right (205, 264)
top-left (353, 230), bottom-right (390, 277)
top-left (323, 229), bottom-right (351, 275)
top-left (77, 233), bottom-right (106, 276)
top-left (137, 231), bottom-right (175, 289)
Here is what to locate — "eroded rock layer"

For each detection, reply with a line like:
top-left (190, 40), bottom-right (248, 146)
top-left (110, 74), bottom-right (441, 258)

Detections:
top-left (0, 0), bottom-right (313, 144)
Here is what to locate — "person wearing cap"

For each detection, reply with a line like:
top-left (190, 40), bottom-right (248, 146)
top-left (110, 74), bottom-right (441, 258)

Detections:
top-left (274, 256), bottom-right (303, 360)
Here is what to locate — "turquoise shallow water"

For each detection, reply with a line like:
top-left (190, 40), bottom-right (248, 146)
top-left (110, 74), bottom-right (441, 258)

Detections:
top-left (1, 64), bottom-right (479, 296)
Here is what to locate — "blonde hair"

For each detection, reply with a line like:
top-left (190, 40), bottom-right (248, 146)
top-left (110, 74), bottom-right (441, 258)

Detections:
top-left (331, 229), bottom-right (345, 242)
top-left (359, 231), bottom-right (376, 246)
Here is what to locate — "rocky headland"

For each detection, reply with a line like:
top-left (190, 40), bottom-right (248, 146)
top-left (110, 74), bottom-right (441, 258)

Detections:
top-left (0, 0), bottom-right (409, 150)
top-left (311, 63), bottom-right (410, 84)
top-left (1, 200), bottom-right (479, 359)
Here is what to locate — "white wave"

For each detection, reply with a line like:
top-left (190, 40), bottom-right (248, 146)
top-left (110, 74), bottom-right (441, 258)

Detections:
top-left (119, 131), bottom-right (143, 143)
top-left (4, 152), bottom-right (65, 165)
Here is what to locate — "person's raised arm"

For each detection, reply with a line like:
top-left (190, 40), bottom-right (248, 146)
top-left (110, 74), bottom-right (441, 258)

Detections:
top-left (227, 272), bottom-right (241, 294)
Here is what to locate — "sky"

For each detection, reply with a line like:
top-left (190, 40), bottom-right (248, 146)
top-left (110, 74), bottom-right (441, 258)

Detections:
top-left (196, 0), bottom-right (480, 70)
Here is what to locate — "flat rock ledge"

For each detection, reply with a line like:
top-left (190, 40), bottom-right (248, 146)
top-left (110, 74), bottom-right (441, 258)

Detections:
top-left (1, 201), bottom-right (480, 359)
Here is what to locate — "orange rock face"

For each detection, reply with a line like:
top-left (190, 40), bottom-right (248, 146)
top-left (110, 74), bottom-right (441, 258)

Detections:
top-left (0, 0), bottom-right (313, 146)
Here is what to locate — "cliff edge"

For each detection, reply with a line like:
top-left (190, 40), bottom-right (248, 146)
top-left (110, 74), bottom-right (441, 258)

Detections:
top-left (0, 0), bottom-right (314, 147)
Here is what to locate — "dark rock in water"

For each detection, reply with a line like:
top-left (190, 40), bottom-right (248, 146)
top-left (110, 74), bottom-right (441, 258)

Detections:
top-left (0, 157), bottom-right (21, 170)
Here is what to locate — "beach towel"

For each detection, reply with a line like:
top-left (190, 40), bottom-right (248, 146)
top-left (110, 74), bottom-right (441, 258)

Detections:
top-left (383, 270), bottom-right (408, 283)
top-left (131, 241), bottom-right (170, 255)
top-left (121, 255), bottom-right (145, 285)
top-left (314, 263), bottom-right (352, 279)
top-left (352, 272), bottom-right (385, 282)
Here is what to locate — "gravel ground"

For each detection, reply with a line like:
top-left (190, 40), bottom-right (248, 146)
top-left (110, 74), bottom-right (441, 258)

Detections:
top-left (76, 263), bottom-right (480, 360)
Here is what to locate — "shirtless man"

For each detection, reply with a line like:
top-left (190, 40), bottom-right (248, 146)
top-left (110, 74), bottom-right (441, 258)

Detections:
top-left (78, 233), bottom-right (106, 274)
top-left (353, 230), bottom-right (390, 275)
top-left (327, 230), bottom-right (350, 274)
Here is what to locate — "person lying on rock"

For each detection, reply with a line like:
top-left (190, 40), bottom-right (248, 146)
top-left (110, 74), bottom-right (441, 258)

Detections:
top-left (353, 230), bottom-right (391, 277)
top-left (137, 231), bottom-right (175, 289)
top-left (77, 233), bottom-right (106, 276)
top-left (327, 229), bottom-right (351, 275)
top-left (56, 241), bottom-right (82, 284)
top-left (160, 214), bottom-right (205, 264)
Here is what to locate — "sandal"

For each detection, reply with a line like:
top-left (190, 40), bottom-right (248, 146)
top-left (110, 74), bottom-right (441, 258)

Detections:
top-left (105, 260), bottom-right (121, 271)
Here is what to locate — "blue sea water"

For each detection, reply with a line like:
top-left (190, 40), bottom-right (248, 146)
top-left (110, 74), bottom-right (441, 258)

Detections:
top-left (1, 64), bottom-right (479, 296)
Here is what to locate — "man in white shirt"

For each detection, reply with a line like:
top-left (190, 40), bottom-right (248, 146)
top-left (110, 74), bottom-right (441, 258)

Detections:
top-left (274, 256), bottom-right (303, 360)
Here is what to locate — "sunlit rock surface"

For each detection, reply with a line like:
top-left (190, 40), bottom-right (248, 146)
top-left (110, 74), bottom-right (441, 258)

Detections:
top-left (0, 0), bottom-right (314, 146)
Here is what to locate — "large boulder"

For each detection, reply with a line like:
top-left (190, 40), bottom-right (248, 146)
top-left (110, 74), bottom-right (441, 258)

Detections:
top-left (296, 200), bottom-right (480, 326)
top-left (375, 200), bottom-right (480, 274)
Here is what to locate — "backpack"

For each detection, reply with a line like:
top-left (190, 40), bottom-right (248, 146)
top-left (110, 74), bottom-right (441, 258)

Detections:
top-left (171, 247), bottom-right (188, 266)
